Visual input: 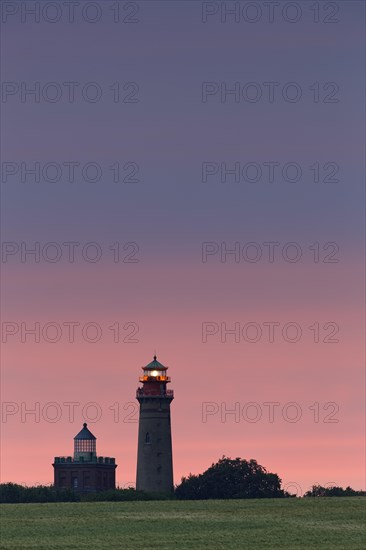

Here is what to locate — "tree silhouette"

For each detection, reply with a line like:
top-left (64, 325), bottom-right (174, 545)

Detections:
top-left (175, 456), bottom-right (287, 499)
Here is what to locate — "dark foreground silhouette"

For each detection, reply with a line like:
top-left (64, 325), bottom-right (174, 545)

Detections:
top-left (1, 456), bottom-right (364, 503)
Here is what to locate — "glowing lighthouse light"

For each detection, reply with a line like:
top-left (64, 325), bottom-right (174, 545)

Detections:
top-left (140, 355), bottom-right (170, 382)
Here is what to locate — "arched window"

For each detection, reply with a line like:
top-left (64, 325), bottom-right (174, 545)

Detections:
top-left (145, 432), bottom-right (151, 444)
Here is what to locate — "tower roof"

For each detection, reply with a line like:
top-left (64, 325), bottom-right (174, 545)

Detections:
top-left (143, 355), bottom-right (167, 370)
top-left (74, 423), bottom-right (96, 440)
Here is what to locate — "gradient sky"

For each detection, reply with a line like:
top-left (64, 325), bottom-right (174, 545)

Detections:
top-left (1, 0), bottom-right (365, 493)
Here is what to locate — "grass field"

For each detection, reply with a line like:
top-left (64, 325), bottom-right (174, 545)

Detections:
top-left (0, 497), bottom-right (365, 549)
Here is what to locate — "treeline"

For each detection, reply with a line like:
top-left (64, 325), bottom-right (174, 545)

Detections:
top-left (0, 484), bottom-right (79, 503)
top-left (1, 457), bottom-right (364, 503)
top-left (0, 484), bottom-right (173, 504)
top-left (304, 485), bottom-right (365, 497)
top-left (175, 458), bottom-right (365, 500)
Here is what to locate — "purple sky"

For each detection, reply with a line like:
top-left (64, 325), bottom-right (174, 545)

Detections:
top-left (1, 1), bottom-right (365, 491)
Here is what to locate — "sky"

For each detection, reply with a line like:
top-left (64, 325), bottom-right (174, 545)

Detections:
top-left (1, 0), bottom-right (365, 494)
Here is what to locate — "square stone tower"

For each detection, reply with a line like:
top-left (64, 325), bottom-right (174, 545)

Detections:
top-left (53, 423), bottom-right (117, 492)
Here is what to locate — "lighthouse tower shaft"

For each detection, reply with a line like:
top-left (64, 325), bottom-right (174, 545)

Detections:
top-left (136, 357), bottom-right (174, 493)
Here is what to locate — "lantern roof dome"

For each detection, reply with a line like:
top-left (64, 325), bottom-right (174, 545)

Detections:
top-left (143, 355), bottom-right (167, 371)
top-left (74, 423), bottom-right (96, 440)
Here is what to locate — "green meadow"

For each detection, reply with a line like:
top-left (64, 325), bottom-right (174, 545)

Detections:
top-left (0, 497), bottom-right (365, 549)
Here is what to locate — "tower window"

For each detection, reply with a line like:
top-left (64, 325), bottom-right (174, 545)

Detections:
top-left (145, 432), bottom-right (151, 444)
top-left (59, 475), bottom-right (66, 488)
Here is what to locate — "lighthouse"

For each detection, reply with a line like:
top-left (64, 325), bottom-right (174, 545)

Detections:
top-left (136, 356), bottom-right (174, 493)
top-left (53, 423), bottom-right (117, 492)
